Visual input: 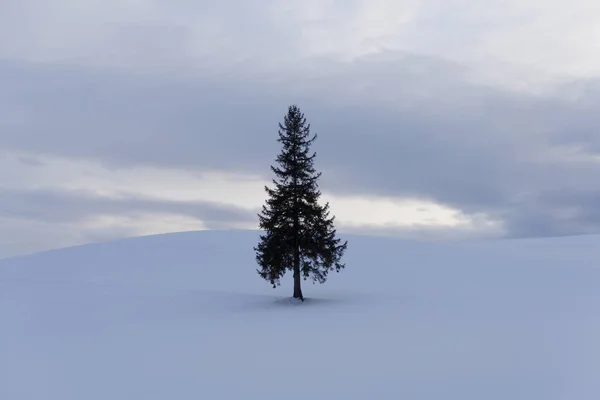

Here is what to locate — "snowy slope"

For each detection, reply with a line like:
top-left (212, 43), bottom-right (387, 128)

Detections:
top-left (1, 230), bottom-right (599, 400)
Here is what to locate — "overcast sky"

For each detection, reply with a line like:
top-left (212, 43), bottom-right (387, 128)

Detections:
top-left (2, 0), bottom-right (600, 258)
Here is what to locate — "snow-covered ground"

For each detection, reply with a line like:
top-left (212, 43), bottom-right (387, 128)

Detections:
top-left (1, 229), bottom-right (599, 399)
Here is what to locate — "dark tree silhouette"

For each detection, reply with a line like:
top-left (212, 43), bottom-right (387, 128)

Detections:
top-left (254, 105), bottom-right (347, 301)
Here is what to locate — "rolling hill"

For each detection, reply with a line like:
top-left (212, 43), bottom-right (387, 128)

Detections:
top-left (1, 229), bottom-right (599, 399)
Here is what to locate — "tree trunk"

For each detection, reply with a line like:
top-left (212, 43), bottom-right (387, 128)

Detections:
top-left (293, 268), bottom-right (303, 300)
top-left (292, 226), bottom-right (303, 300)
top-left (292, 212), bottom-right (303, 301)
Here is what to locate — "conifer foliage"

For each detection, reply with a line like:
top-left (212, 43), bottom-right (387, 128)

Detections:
top-left (254, 105), bottom-right (348, 301)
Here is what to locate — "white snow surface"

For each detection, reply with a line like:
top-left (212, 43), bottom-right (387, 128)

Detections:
top-left (1, 229), bottom-right (599, 399)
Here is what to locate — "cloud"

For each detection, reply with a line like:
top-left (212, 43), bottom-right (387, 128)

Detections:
top-left (3, 0), bottom-right (600, 256)
top-left (0, 149), bottom-right (500, 258)
top-left (4, 55), bottom-right (600, 241)
top-left (0, 185), bottom-right (258, 258)
top-left (0, 187), bottom-right (255, 227)
top-left (497, 189), bottom-right (600, 238)
top-left (5, 55), bottom-right (600, 229)
top-left (3, 0), bottom-right (600, 83)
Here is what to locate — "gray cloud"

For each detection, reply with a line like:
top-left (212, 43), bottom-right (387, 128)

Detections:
top-left (498, 190), bottom-right (600, 238)
top-left (0, 185), bottom-right (260, 258)
top-left (0, 59), bottom-right (283, 171)
top-left (0, 187), bottom-right (257, 228)
top-left (3, 52), bottom-right (600, 239)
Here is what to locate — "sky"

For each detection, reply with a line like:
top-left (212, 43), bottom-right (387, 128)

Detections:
top-left (2, 0), bottom-right (600, 257)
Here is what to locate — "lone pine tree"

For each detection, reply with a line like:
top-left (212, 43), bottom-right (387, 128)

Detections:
top-left (254, 105), bottom-right (347, 301)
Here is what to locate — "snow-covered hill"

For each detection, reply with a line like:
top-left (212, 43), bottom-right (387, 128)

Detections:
top-left (1, 230), bottom-right (599, 399)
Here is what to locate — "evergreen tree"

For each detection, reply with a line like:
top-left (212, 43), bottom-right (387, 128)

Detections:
top-left (254, 105), bottom-right (348, 301)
